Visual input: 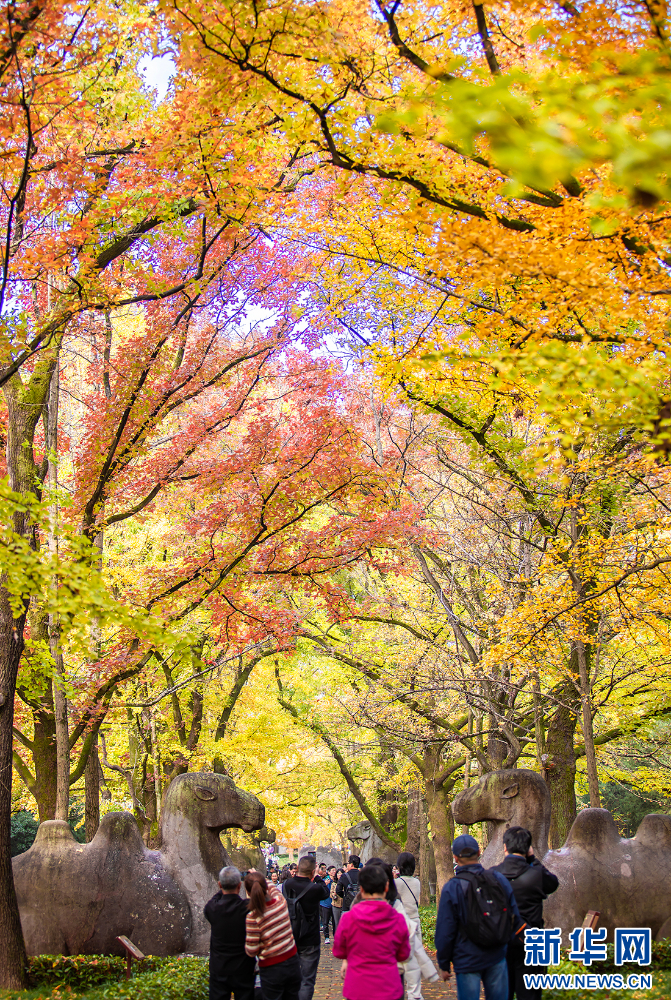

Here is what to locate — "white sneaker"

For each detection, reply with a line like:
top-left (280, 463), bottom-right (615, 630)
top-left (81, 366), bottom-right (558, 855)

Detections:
top-left (324, 937), bottom-right (330, 944)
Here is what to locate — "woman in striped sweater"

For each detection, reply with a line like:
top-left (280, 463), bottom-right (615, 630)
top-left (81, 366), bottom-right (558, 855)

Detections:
top-left (244, 871), bottom-right (302, 1000)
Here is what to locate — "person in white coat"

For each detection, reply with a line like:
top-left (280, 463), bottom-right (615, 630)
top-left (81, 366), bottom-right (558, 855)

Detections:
top-left (395, 852), bottom-right (440, 1000)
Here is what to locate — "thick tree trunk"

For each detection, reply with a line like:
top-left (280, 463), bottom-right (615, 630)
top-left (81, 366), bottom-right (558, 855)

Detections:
top-left (0, 598), bottom-right (28, 988)
top-left (545, 684), bottom-right (579, 848)
top-left (85, 735), bottom-right (100, 841)
top-left (0, 359), bottom-right (61, 987)
top-left (31, 702), bottom-right (57, 821)
top-left (424, 777), bottom-right (453, 893)
top-left (487, 716), bottom-right (509, 770)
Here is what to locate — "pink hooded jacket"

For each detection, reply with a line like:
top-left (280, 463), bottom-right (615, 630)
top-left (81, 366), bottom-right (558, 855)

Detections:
top-left (332, 899), bottom-right (411, 1000)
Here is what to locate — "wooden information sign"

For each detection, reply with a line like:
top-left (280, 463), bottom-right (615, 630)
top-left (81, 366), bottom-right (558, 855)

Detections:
top-left (577, 910), bottom-right (601, 952)
top-left (116, 935), bottom-right (145, 980)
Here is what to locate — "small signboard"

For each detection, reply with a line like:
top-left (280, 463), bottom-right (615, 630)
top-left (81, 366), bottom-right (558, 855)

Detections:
top-left (116, 936), bottom-right (145, 979)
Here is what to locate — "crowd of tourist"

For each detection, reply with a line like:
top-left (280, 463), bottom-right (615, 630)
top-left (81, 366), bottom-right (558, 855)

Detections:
top-left (204, 825), bottom-right (557, 1000)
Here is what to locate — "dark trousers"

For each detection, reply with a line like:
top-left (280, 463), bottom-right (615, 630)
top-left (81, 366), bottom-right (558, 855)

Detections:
top-left (320, 906), bottom-right (334, 938)
top-left (209, 971), bottom-right (255, 1000)
top-left (506, 939), bottom-right (544, 1000)
top-left (259, 954), bottom-right (302, 1000)
top-left (297, 945), bottom-right (320, 1000)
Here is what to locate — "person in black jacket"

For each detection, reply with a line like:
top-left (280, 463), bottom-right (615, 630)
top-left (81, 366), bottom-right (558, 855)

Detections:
top-left (204, 866), bottom-right (256, 1000)
top-left (491, 826), bottom-right (559, 1000)
top-left (282, 855), bottom-right (329, 1000)
top-left (335, 855), bottom-right (361, 911)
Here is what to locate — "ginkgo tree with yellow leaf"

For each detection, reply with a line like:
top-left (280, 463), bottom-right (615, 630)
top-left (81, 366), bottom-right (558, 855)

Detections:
top-left (172, 0), bottom-right (671, 442)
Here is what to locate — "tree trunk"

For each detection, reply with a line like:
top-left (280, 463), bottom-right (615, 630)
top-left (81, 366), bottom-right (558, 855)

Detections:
top-left (487, 714), bottom-right (509, 770)
top-left (0, 600), bottom-right (28, 987)
top-left (577, 642), bottom-right (600, 807)
top-left (424, 777), bottom-right (453, 893)
top-left (51, 650), bottom-right (69, 822)
top-left (0, 367), bottom-right (57, 987)
top-left (31, 702), bottom-right (57, 821)
top-left (545, 684), bottom-right (579, 847)
top-left (533, 670), bottom-right (545, 767)
top-left (47, 363), bottom-right (69, 823)
top-left (418, 796), bottom-right (432, 906)
top-left (461, 711), bottom-right (473, 834)
top-left (406, 784), bottom-right (421, 856)
top-left (85, 735), bottom-right (100, 841)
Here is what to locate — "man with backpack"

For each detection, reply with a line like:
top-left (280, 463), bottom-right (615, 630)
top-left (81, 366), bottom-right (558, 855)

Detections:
top-left (491, 826), bottom-right (559, 1000)
top-left (282, 855), bottom-right (329, 1000)
top-left (335, 855), bottom-right (361, 913)
top-left (435, 835), bottom-right (525, 1000)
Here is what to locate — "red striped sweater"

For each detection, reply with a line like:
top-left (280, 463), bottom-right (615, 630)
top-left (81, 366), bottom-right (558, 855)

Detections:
top-left (245, 887), bottom-right (297, 967)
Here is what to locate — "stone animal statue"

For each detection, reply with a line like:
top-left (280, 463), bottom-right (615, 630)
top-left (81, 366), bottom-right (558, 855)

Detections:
top-left (452, 769), bottom-right (551, 866)
top-left (13, 772), bottom-right (264, 956)
top-left (316, 844), bottom-right (344, 868)
top-left (297, 843), bottom-right (343, 867)
top-left (542, 809), bottom-right (671, 942)
top-left (452, 768), bottom-right (671, 940)
top-left (347, 820), bottom-right (397, 864)
top-left (224, 825), bottom-right (276, 876)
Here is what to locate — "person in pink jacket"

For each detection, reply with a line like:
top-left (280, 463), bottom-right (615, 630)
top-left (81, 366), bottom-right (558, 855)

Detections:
top-left (333, 864), bottom-right (411, 1000)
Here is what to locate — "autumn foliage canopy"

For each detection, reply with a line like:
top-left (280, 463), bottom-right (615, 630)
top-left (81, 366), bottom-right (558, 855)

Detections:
top-left (1, 0), bottom-right (671, 986)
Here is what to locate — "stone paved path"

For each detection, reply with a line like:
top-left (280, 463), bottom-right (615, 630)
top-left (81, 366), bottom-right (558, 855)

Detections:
top-left (313, 942), bottom-right (461, 1000)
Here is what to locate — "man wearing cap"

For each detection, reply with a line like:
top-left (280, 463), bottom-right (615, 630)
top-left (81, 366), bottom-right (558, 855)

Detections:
top-left (434, 834), bottom-right (524, 1000)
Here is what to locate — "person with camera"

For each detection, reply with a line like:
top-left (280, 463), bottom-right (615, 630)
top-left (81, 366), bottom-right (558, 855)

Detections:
top-left (490, 826), bottom-right (559, 1000)
top-left (435, 834), bottom-right (524, 1000)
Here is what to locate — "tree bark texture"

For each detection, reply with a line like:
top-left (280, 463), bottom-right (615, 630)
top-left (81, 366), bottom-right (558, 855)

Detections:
top-left (0, 607), bottom-right (28, 987)
top-left (418, 796), bottom-right (432, 906)
top-left (424, 775), bottom-right (453, 893)
top-left (47, 363), bottom-right (69, 822)
top-left (85, 735), bottom-right (100, 841)
top-left (0, 375), bottom-right (49, 987)
top-left (1, 358), bottom-right (60, 986)
top-left (31, 701), bottom-right (57, 821)
top-left (405, 784), bottom-right (421, 857)
top-left (545, 684), bottom-right (579, 847)
top-left (577, 641), bottom-right (601, 807)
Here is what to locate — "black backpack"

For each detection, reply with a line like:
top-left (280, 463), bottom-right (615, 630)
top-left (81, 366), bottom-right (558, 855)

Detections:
top-left (341, 872), bottom-right (359, 912)
top-left (454, 869), bottom-right (514, 949)
top-left (285, 882), bottom-right (313, 942)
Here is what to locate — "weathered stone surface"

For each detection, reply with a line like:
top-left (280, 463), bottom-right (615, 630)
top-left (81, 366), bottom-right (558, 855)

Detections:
top-left (13, 814), bottom-right (190, 956)
top-left (543, 809), bottom-right (671, 941)
top-left (224, 825), bottom-right (276, 876)
top-left (316, 844), bottom-right (343, 868)
top-left (13, 772), bottom-right (264, 956)
top-left (347, 821), bottom-right (397, 864)
top-left (451, 768), bottom-right (671, 939)
top-left (160, 772), bottom-right (264, 953)
top-left (452, 769), bottom-right (551, 866)
top-left (298, 843), bottom-right (343, 867)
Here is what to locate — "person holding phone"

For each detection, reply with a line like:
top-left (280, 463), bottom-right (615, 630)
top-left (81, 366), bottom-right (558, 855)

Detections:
top-left (491, 826), bottom-right (559, 1000)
